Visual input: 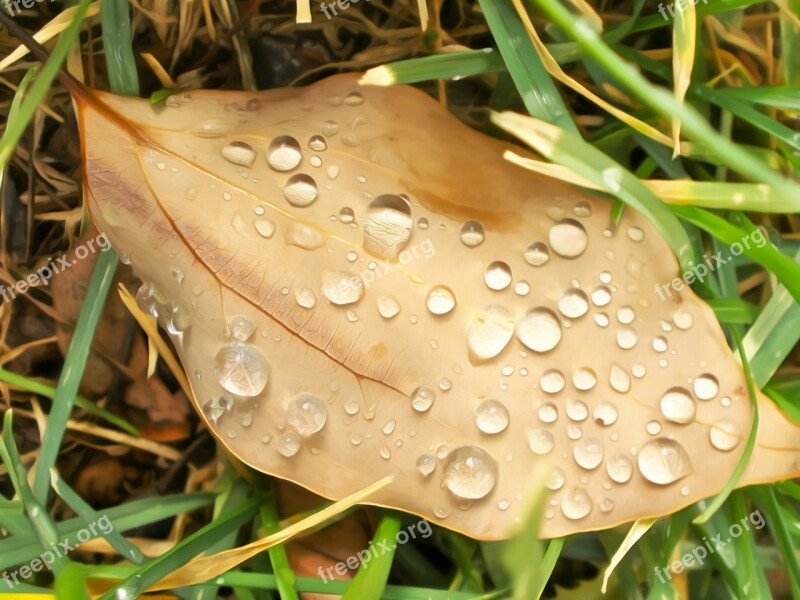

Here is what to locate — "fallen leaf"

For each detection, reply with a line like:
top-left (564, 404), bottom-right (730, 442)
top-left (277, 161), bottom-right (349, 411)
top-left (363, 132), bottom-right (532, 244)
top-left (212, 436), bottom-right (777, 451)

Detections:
top-left (77, 74), bottom-right (800, 539)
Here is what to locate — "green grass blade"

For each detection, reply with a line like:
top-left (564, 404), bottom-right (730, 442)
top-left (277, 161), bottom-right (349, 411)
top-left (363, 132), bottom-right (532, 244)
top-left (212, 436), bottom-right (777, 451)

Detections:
top-left (343, 513), bottom-right (402, 600)
top-left (99, 0), bottom-right (140, 96)
top-left (361, 49), bottom-right (505, 85)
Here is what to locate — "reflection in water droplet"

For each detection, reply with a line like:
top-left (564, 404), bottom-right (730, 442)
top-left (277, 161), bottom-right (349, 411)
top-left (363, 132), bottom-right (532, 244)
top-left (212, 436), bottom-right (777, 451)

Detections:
top-left (443, 446), bottom-right (498, 500)
top-left (284, 174), bottom-right (318, 207)
top-left (276, 431), bottom-right (301, 457)
top-left (528, 429), bottom-right (554, 454)
top-left (378, 295), bottom-right (401, 319)
top-left (411, 386), bottom-right (436, 412)
top-left (426, 286), bottom-right (456, 315)
top-left (637, 438), bottom-right (693, 484)
top-left (266, 135), bottom-right (302, 171)
top-left (467, 306), bottom-right (514, 360)
top-left (460, 221), bottom-right (485, 247)
top-left (573, 437), bottom-right (604, 470)
top-left (214, 343), bottom-right (269, 397)
top-left (549, 219), bottom-right (588, 258)
top-left (417, 454), bottom-right (436, 477)
top-left (484, 261), bottom-right (512, 291)
top-left (561, 488), bottom-right (592, 520)
top-left (710, 420), bottom-right (741, 451)
top-left (517, 308), bottom-right (562, 352)
top-left (255, 219), bottom-right (276, 239)
top-left (660, 387), bottom-right (696, 424)
top-left (222, 141), bottom-right (256, 167)
top-left (694, 374), bottom-right (719, 400)
top-left (606, 454), bottom-right (633, 483)
top-left (475, 399), bottom-right (509, 434)
top-left (558, 289), bottom-right (589, 319)
top-left (321, 271), bottom-right (364, 305)
top-left (287, 393), bottom-right (327, 436)
top-left (363, 195), bottom-right (413, 259)
top-left (524, 241), bottom-right (550, 266)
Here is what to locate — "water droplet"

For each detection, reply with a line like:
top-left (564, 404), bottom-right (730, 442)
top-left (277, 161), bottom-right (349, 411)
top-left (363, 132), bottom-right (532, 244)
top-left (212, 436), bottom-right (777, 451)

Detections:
top-left (266, 135), bottom-right (302, 171)
top-left (351, 434), bottom-right (362, 446)
top-left (467, 306), bottom-right (514, 360)
top-left (558, 289), bottom-right (589, 319)
top-left (439, 377), bottom-right (452, 391)
top-left (593, 402), bottom-right (618, 426)
top-left (203, 395), bottom-right (233, 425)
top-left (363, 195), bottom-right (413, 259)
top-left (308, 135), bottom-right (327, 151)
top-left (222, 141), bottom-right (256, 167)
top-left (524, 242), bottom-right (550, 266)
top-left (673, 309), bottom-right (693, 330)
top-left (540, 369), bottom-right (565, 394)
top-left (693, 374), bottom-right (719, 400)
top-left (286, 223), bottom-right (325, 250)
top-left (617, 306), bottom-right (635, 324)
top-left (442, 446), bottom-right (498, 500)
top-left (528, 429), bottom-right (554, 454)
top-left (417, 454), bottom-right (436, 477)
top-left (484, 261), bottom-right (512, 291)
top-left (547, 467), bottom-right (565, 490)
top-left (652, 336), bottom-right (668, 353)
top-left (411, 386), bottom-right (436, 412)
top-left (230, 316), bottom-right (256, 341)
top-left (660, 387), bottom-right (696, 424)
top-left (192, 119), bottom-right (231, 137)
top-left (606, 453), bottom-right (633, 483)
top-left (383, 419), bottom-right (397, 435)
top-left (345, 91), bottom-right (364, 106)
top-left (538, 403), bottom-right (558, 423)
top-left (287, 393), bottom-right (327, 436)
top-left (283, 173), bottom-right (318, 207)
top-left (296, 287), bottom-right (317, 309)
top-left (710, 420), bottom-right (740, 451)
top-left (573, 367), bottom-right (597, 391)
top-left (637, 438), bottom-right (693, 484)
top-left (590, 286), bottom-right (611, 307)
top-left (517, 308), bottom-right (562, 352)
top-left (416, 217), bottom-right (429, 230)
top-left (378, 295), bottom-right (401, 319)
top-left (514, 281), bottom-right (530, 296)
top-left (566, 399), bottom-right (589, 421)
top-left (574, 201), bottom-right (592, 217)
top-left (616, 328), bottom-right (638, 350)
top-left (475, 399), bottom-right (509, 434)
top-left (647, 421), bottom-right (662, 435)
top-left (321, 271), bottom-right (363, 305)
top-left (573, 437), bottom-right (604, 470)
top-left (599, 498), bottom-right (615, 513)
top-left (322, 121), bottom-right (339, 137)
top-left (255, 219), bottom-right (276, 238)
top-left (627, 227), bottom-right (644, 242)
top-left (549, 219), bottom-right (588, 258)
top-left (426, 286), bottom-right (456, 315)
top-left (276, 431), bottom-right (301, 457)
top-left (460, 221), bottom-right (485, 247)
top-left (339, 207), bottom-right (354, 223)
top-left (609, 364), bottom-right (630, 393)
top-left (214, 343), bottom-right (269, 397)
top-left (561, 488), bottom-right (592, 519)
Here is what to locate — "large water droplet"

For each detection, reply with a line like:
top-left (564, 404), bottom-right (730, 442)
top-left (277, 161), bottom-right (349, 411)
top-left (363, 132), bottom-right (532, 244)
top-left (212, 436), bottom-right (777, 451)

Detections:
top-left (484, 261), bottom-right (512, 291)
top-left (286, 393), bottom-right (327, 436)
top-left (693, 374), bottom-right (719, 400)
top-left (524, 242), bottom-right (550, 266)
top-left (475, 399), bottom-right (509, 434)
top-left (276, 431), bottom-right (301, 457)
top-left (573, 437), bottom-right (604, 470)
top-left (561, 488), bottom-right (592, 520)
top-left (411, 386), bottom-right (436, 412)
top-left (266, 135), bottom-right (302, 171)
top-left (540, 369), bottom-right (565, 394)
top-left (558, 289), bottom-right (589, 319)
top-left (222, 140), bottom-right (256, 167)
top-left (549, 219), bottom-right (588, 258)
top-left (363, 195), bottom-right (413, 259)
top-left (460, 221), bottom-right (485, 247)
top-left (377, 295), bottom-right (401, 319)
top-left (637, 438), bottom-right (693, 484)
top-left (442, 446), bottom-right (498, 500)
top-left (516, 308), bottom-right (562, 352)
top-left (528, 429), bottom-right (554, 455)
top-left (606, 453), bottom-right (633, 483)
top-left (214, 343), bottom-right (269, 397)
top-left (467, 306), bottom-right (514, 360)
top-left (426, 286), bottom-right (456, 315)
top-left (709, 420), bottom-right (740, 451)
top-left (321, 271), bottom-right (364, 305)
top-left (284, 174), bottom-right (318, 207)
top-left (660, 387), bottom-right (696, 424)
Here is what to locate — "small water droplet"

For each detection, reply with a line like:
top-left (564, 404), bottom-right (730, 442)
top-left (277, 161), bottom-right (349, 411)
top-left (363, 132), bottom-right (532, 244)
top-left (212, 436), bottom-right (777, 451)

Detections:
top-left (538, 402), bottom-right (558, 423)
top-left (287, 393), bottom-right (327, 436)
top-left (710, 420), bottom-right (740, 451)
top-left (222, 140), bottom-right (256, 167)
top-left (475, 399), bottom-right (509, 434)
top-left (308, 135), bottom-right (327, 151)
top-left (426, 286), bottom-right (456, 315)
top-left (266, 135), bottom-right (302, 171)
top-left (673, 309), bottom-right (694, 330)
top-left (286, 223), bottom-right (325, 250)
top-left (514, 281), bottom-right (530, 296)
top-left (561, 488), bottom-right (592, 519)
top-left (378, 295), bottom-right (401, 319)
top-left (609, 364), bottom-right (630, 393)
top-left (547, 467), bottom-right (565, 490)
top-left (540, 369), bottom-right (565, 394)
top-left (627, 227), bottom-right (644, 242)
top-left (230, 316), bottom-right (256, 341)
top-left (296, 287), bottom-right (317, 309)
top-left (574, 201), bottom-right (592, 217)
top-left (322, 120), bottom-right (339, 137)
top-left (484, 261), bottom-right (512, 291)
top-left (616, 328), bottom-right (638, 350)
top-left (524, 241), bottom-right (550, 266)
top-left (693, 374), bottom-right (719, 400)
top-left (573, 437), bottom-right (604, 470)
top-left (549, 219), bottom-right (588, 258)
top-left (383, 419), bottom-right (397, 435)
top-left (606, 453), bottom-right (633, 483)
top-left (460, 221), bottom-right (485, 247)
top-left (593, 402), bottom-right (618, 426)
top-left (660, 387), bottom-right (696, 423)
top-left (411, 386), bottom-right (436, 412)
top-left (417, 454), bottom-right (436, 477)
top-left (345, 91), bottom-right (365, 106)
top-left (339, 207), bottom-right (354, 223)
top-left (277, 431), bottom-right (301, 457)
top-left (573, 367), bottom-right (597, 391)
top-left (255, 219), bottom-right (276, 239)
top-left (566, 399), bottom-right (589, 422)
